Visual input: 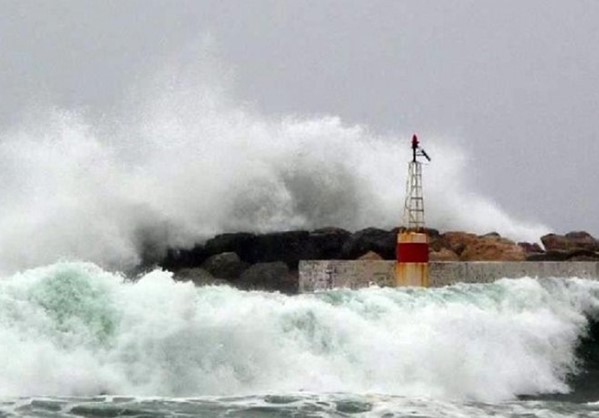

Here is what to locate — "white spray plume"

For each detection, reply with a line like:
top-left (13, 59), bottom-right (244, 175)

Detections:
top-left (0, 51), bottom-right (549, 273)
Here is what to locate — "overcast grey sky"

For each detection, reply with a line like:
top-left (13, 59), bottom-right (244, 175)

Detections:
top-left (1, 0), bottom-right (598, 235)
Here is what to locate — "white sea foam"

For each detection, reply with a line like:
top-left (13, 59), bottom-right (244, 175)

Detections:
top-left (0, 53), bottom-right (548, 273)
top-left (0, 262), bottom-right (597, 401)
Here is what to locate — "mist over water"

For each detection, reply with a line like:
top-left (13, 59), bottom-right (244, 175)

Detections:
top-left (0, 54), bottom-right (549, 273)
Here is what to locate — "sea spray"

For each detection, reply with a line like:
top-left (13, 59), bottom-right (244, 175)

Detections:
top-left (1, 262), bottom-right (598, 401)
top-left (0, 55), bottom-right (548, 273)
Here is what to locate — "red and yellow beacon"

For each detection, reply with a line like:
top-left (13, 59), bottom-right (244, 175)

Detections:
top-left (396, 134), bottom-right (431, 287)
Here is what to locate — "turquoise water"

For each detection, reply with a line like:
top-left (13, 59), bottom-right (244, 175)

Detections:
top-left (2, 262), bottom-right (599, 416)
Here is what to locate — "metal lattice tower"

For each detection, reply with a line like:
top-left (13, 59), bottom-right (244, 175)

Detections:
top-left (403, 134), bottom-right (430, 230)
top-left (403, 161), bottom-right (425, 229)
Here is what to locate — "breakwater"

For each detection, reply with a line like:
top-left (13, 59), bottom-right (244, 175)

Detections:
top-left (299, 261), bottom-right (599, 292)
top-left (156, 228), bottom-right (599, 293)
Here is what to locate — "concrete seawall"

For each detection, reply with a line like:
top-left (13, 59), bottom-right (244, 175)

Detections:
top-left (298, 261), bottom-right (599, 292)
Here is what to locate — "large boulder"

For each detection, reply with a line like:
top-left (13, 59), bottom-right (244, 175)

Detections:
top-left (341, 228), bottom-right (396, 260)
top-left (438, 232), bottom-right (526, 261)
top-left (201, 252), bottom-right (249, 280)
top-left (460, 236), bottom-right (526, 261)
top-left (541, 231), bottom-right (599, 252)
top-left (237, 262), bottom-right (297, 294)
top-left (441, 231), bottom-right (479, 255)
top-left (173, 268), bottom-right (230, 287)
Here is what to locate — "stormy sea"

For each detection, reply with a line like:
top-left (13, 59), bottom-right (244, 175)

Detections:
top-left (0, 46), bottom-right (593, 416)
top-left (0, 261), bottom-right (598, 417)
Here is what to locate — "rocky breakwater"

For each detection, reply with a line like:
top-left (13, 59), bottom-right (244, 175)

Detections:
top-left (535, 231), bottom-right (599, 261)
top-left (155, 229), bottom-right (599, 293)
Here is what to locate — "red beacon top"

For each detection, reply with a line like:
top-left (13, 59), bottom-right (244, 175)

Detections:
top-left (410, 134), bottom-right (430, 163)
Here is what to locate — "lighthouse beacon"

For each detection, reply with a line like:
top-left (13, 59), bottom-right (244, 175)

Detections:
top-left (396, 134), bottom-right (431, 287)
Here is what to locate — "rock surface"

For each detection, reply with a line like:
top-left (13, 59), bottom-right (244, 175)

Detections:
top-left (341, 228), bottom-right (396, 260)
top-left (202, 228), bottom-right (351, 268)
top-left (567, 250), bottom-right (599, 261)
top-left (237, 262), bottom-right (296, 294)
top-left (518, 242), bottom-right (544, 254)
top-left (459, 236), bottom-right (526, 261)
top-left (441, 231), bottom-right (479, 255)
top-left (309, 227), bottom-right (352, 259)
top-left (526, 250), bottom-right (571, 261)
top-left (357, 251), bottom-right (384, 260)
top-left (201, 252), bottom-right (249, 280)
top-left (429, 248), bottom-right (460, 261)
top-left (435, 232), bottom-right (526, 261)
top-left (541, 231), bottom-right (599, 252)
top-left (250, 231), bottom-right (316, 267)
top-left (204, 233), bottom-right (258, 260)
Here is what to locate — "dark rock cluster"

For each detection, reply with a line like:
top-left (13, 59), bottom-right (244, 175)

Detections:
top-left (535, 231), bottom-right (599, 261)
top-left (156, 228), bottom-right (599, 293)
